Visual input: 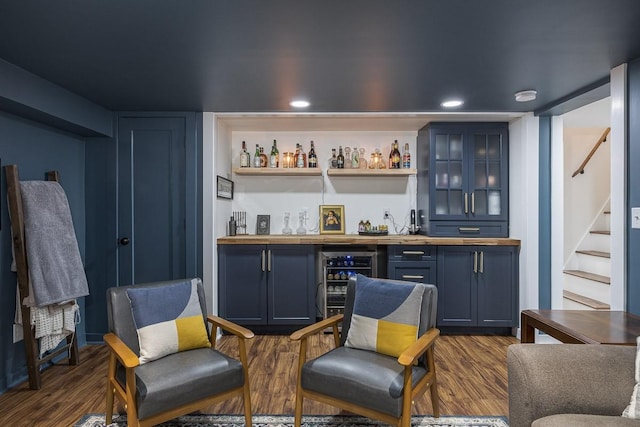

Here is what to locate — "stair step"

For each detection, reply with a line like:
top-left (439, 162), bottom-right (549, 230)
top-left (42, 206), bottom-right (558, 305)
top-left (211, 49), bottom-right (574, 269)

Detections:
top-left (575, 250), bottom-right (610, 258)
top-left (590, 230), bottom-right (610, 235)
top-left (563, 269), bottom-right (611, 284)
top-left (563, 290), bottom-right (610, 310)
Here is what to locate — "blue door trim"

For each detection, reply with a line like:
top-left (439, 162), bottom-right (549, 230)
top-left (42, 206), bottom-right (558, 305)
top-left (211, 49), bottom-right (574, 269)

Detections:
top-left (538, 116), bottom-right (552, 309)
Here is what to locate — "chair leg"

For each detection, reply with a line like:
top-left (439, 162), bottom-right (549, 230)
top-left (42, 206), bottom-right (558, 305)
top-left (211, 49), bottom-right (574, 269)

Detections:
top-left (243, 381), bottom-right (252, 427)
top-left (294, 390), bottom-right (303, 427)
top-left (430, 377), bottom-right (440, 418)
top-left (105, 384), bottom-right (114, 424)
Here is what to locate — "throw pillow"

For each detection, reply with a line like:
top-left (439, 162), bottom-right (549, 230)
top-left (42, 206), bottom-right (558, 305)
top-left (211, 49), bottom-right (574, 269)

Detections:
top-left (127, 279), bottom-right (211, 364)
top-left (623, 336), bottom-right (640, 418)
top-left (345, 274), bottom-right (425, 358)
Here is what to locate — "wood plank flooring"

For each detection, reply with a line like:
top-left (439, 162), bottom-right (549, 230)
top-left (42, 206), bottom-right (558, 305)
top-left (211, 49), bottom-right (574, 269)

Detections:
top-left (0, 334), bottom-right (517, 427)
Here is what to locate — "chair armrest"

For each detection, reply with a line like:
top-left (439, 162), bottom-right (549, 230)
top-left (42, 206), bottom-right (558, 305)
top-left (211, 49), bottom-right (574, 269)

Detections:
top-left (104, 333), bottom-right (139, 369)
top-left (289, 314), bottom-right (343, 341)
top-left (398, 328), bottom-right (439, 366)
top-left (207, 315), bottom-right (254, 340)
top-left (507, 344), bottom-right (637, 427)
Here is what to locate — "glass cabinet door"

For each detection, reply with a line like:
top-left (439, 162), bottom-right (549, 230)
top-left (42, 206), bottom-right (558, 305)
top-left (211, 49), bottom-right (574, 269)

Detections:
top-left (432, 131), bottom-right (466, 218)
top-left (469, 130), bottom-right (505, 219)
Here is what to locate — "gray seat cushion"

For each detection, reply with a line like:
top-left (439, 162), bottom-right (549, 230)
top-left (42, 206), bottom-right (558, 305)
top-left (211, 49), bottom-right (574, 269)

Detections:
top-left (301, 346), bottom-right (426, 417)
top-left (532, 414), bottom-right (640, 427)
top-left (117, 348), bottom-right (244, 419)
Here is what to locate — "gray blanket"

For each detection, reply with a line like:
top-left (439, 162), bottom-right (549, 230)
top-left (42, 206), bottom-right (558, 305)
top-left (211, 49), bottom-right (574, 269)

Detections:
top-left (20, 181), bottom-right (89, 307)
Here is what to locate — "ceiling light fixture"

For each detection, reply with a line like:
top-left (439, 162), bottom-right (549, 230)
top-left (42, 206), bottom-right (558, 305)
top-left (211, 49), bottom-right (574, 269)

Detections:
top-left (290, 100), bottom-right (310, 108)
top-left (514, 90), bottom-right (537, 102)
top-left (441, 99), bottom-right (464, 108)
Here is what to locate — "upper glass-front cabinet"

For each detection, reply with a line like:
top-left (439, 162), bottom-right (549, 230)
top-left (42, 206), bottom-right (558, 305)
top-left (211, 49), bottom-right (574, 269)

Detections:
top-left (417, 123), bottom-right (509, 237)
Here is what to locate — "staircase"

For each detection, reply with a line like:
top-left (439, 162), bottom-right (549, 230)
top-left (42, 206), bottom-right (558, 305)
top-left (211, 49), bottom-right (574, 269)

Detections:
top-left (563, 207), bottom-right (611, 310)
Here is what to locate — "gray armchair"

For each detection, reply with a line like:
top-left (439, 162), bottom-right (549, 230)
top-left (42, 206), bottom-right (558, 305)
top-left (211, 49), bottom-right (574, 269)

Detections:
top-left (508, 343), bottom-right (639, 426)
top-left (290, 275), bottom-right (440, 427)
top-left (104, 278), bottom-right (254, 427)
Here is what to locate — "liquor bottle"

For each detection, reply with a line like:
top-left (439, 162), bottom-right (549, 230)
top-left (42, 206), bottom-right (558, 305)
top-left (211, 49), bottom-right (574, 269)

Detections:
top-left (308, 141), bottom-right (318, 168)
top-left (330, 148), bottom-right (337, 168)
top-left (297, 143), bottom-right (306, 167)
top-left (402, 142), bottom-right (411, 168)
top-left (344, 147), bottom-right (352, 168)
top-left (240, 141), bottom-right (250, 168)
top-left (269, 139), bottom-right (279, 168)
top-left (337, 146), bottom-right (345, 169)
top-left (389, 140), bottom-right (401, 169)
top-left (253, 144), bottom-right (261, 167)
top-left (259, 147), bottom-right (268, 167)
top-left (352, 146), bottom-right (359, 168)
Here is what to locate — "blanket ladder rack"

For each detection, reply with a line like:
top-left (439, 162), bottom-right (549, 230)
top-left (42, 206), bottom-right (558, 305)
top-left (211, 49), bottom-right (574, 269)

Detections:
top-left (5, 165), bottom-right (79, 390)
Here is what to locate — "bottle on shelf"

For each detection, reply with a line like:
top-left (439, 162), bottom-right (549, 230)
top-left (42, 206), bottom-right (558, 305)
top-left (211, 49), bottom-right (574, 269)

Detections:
top-left (240, 140), bottom-right (250, 168)
top-left (352, 146), bottom-right (359, 168)
top-left (296, 143), bottom-right (306, 167)
top-left (282, 211), bottom-right (292, 235)
top-left (389, 140), bottom-right (401, 169)
top-left (308, 140), bottom-right (318, 168)
top-left (269, 139), bottom-right (279, 168)
top-left (344, 147), bottom-right (352, 168)
top-left (359, 147), bottom-right (367, 169)
top-left (402, 142), bottom-right (411, 168)
top-left (259, 146), bottom-right (268, 167)
top-left (330, 148), bottom-right (337, 168)
top-left (253, 144), bottom-right (261, 168)
top-left (337, 146), bottom-right (345, 169)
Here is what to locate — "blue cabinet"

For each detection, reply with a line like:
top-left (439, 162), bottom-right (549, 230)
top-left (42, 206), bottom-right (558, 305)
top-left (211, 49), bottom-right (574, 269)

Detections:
top-left (436, 245), bottom-right (518, 330)
top-left (386, 245), bottom-right (436, 285)
top-left (417, 123), bottom-right (509, 237)
top-left (218, 244), bottom-right (316, 327)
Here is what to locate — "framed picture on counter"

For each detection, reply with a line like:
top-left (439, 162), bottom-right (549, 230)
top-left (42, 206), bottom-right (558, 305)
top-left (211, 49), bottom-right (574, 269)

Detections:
top-left (319, 205), bottom-right (344, 235)
top-left (256, 214), bottom-right (270, 235)
top-left (216, 175), bottom-right (234, 200)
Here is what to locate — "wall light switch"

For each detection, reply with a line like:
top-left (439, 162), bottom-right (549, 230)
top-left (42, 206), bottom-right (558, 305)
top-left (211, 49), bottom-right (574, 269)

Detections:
top-left (633, 207), bottom-right (640, 229)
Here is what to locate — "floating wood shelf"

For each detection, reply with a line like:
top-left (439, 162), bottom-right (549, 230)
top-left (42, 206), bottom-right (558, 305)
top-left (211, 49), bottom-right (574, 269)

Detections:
top-left (233, 167), bottom-right (322, 176)
top-left (326, 168), bottom-right (417, 177)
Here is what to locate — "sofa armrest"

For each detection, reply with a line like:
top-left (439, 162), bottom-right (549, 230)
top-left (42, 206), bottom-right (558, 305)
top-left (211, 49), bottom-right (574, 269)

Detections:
top-left (507, 344), bottom-right (636, 427)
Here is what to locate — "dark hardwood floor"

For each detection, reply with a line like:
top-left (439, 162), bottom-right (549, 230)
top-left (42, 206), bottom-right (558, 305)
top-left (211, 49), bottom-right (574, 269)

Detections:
top-left (0, 334), bottom-right (517, 427)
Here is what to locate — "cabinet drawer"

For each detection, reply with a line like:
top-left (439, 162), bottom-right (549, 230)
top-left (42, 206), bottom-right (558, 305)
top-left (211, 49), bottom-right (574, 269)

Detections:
top-left (387, 261), bottom-right (436, 285)
top-left (428, 221), bottom-right (508, 237)
top-left (388, 245), bottom-right (435, 261)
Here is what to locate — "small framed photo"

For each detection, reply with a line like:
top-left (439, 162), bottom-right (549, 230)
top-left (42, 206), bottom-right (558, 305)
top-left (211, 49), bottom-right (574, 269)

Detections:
top-left (216, 175), bottom-right (234, 200)
top-left (319, 205), bottom-right (345, 235)
top-left (256, 214), bottom-right (270, 235)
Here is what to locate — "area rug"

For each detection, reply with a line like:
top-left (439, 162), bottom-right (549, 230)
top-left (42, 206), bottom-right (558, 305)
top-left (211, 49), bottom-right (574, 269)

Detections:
top-left (75, 414), bottom-right (509, 427)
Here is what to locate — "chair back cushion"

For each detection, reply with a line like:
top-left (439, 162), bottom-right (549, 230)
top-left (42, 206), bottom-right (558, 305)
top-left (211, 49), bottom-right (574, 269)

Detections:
top-left (340, 275), bottom-right (438, 354)
top-left (343, 274), bottom-right (430, 358)
top-left (106, 278), bottom-right (210, 362)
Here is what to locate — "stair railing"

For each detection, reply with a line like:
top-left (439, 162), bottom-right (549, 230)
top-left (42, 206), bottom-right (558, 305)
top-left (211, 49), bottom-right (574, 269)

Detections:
top-left (571, 127), bottom-right (611, 178)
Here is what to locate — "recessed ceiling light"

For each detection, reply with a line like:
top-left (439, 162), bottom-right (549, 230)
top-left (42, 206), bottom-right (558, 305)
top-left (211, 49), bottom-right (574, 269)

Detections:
top-left (514, 90), bottom-right (537, 102)
top-left (290, 100), bottom-right (310, 108)
top-left (441, 99), bottom-right (464, 108)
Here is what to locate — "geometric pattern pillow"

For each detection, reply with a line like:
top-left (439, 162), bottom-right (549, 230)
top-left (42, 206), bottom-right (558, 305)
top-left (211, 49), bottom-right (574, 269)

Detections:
top-left (345, 274), bottom-right (425, 358)
top-left (126, 278), bottom-right (211, 364)
top-left (623, 336), bottom-right (640, 418)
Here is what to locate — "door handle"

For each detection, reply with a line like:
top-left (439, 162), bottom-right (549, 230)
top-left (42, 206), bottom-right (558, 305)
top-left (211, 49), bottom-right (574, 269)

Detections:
top-left (267, 249), bottom-right (272, 272)
top-left (471, 192), bottom-right (475, 214)
top-left (402, 275), bottom-right (424, 280)
top-left (261, 250), bottom-right (266, 272)
top-left (464, 193), bottom-right (468, 214)
top-left (479, 251), bottom-right (484, 273)
top-left (119, 237), bottom-right (130, 246)
top-left (473, 251), bottom-right (478, 273)
top-left (402, 250), bottom-right (425, 256)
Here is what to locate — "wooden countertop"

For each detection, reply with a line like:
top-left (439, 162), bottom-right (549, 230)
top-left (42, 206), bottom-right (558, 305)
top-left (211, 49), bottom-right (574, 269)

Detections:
top-left (217, 234), bottom-right (520, 246)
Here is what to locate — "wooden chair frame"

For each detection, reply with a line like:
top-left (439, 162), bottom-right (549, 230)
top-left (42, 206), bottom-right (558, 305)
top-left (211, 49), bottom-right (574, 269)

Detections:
top-left (290, 314), bottom-right (440, 427)
top-left (5, 165), bottom-right (79, 390)
top-left (104, 314), bottom-right (254, 427)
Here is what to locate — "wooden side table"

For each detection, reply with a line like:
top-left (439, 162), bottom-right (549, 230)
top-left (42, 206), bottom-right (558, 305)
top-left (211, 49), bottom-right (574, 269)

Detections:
top-left (521, 309), bottom-right (640, 345)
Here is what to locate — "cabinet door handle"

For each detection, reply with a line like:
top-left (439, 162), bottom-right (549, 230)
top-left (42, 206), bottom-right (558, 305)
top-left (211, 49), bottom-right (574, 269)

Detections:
top-left (261, 250), bottom-right (266, 272)
top-left (402, 250), bottom-right (425, 256)
top-left (473, 251), bottom-right (478, 273)
top-left (402, 275), bottom-right (424, 280)
top-left (459, 227), bottom-right (480, 233)
top-left (464, 193), bottom-right (469, 214)
top-left (267, 249), bottom-right (272, 272)
top-left (471, 192), bottom-right (475, 214)
top-left (479, 251), bottom-right (484, 273)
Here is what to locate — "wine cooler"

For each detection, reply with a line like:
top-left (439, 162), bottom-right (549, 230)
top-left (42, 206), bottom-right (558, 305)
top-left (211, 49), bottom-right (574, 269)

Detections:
top-left (319, 248), bottom-right (382, 319)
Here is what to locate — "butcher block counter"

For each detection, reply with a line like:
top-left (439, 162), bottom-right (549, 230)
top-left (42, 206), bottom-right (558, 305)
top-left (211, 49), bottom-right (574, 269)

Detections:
top-left (216, 234), bottom-right (520, 246)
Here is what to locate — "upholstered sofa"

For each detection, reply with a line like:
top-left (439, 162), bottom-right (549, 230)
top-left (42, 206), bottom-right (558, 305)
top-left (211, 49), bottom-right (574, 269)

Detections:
top-left (507, 343), bottom-right (639, 426)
